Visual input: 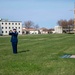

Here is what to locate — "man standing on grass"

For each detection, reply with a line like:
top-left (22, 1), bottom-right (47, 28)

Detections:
top-left (9, 28), bottom-right (18, 54)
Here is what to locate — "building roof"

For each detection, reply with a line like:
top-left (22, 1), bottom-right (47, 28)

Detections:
top-left (0, 18), bottom-right (22, 22)
top-left (22, 28), bottom-right (38, 31)
top-left (40, 28), bottom-right (49, 31)
top-left (0, 21), bottom-right (22, 22)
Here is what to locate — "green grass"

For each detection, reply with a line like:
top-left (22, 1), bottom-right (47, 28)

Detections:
top-left (0, 34), bottom-right (75, 75)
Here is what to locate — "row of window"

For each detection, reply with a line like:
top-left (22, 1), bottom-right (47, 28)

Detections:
top-left (1, 22), bottom-right (21, 25)
top-left (2, 31), bottom-right (21, 33)
top-left (2, 27), bottom-right (21, 29)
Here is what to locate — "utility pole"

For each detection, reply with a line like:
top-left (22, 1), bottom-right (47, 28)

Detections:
top-left (73, 2), bottom-right (75, 33)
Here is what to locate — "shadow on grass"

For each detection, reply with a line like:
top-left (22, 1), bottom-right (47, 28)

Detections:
top-left (18, 50), bottom-right (30, 53)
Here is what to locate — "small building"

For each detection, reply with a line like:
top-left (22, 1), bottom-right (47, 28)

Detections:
top-left (22, 28), bottom-right (39, 34)
top-left (39, 28), bottom-right (49, 34)
top-left (54, 26), bottom-right (63, 33)
top-left (48, 28), bottom-right (54, 34)
top-left (0, 19), bottom-right (22, 35)
top-left (62, 25), bottom-right (74, 33)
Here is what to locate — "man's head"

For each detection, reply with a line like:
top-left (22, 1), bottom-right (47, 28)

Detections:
top-left (13, 28), bottom-right (16, 32)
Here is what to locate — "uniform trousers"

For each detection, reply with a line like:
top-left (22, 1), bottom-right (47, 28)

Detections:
top-left (12, 42), bottom-right (17, 54)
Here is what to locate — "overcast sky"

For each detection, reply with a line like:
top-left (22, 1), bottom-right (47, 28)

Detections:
top-left (0, 0), bottom-right (75, 28)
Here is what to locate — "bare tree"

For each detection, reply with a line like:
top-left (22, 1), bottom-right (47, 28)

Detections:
top-left (57, 19), bottom-right (68, 27)
top-left (24, 21), bottom-right (34, 29)
top-left (57, 19), bottom-right (74, 33)
top-left (34, 24), bottom-right (39, 29)
top-left (57, 19), bottom-right (63, 26)
top-left (24, 21), bottom-right (39, 29)
top-left (67, 19), bottom-right (74, 25)
top-left (58, 19), bottom-right (74, 27)
top-left (67, 19), bottom-right (74, 33)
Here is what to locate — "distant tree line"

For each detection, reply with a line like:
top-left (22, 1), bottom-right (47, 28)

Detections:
top-left (24, 19), bottom-right (74, 30)
top-left (24, 19), bottom-right (74, 33)
top-left (24, 21), bottom-right (39, 29)
top-left (57, 19), bottom-right (74, 27)
top-left (57, 19), bottom-right (74, 33)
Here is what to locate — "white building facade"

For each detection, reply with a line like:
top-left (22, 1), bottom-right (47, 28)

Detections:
top-left (22, 28), bottom-right (39, 34)
top-left (54, 26), bottom-right (63, 34)
top-left (0, 19), bottom-right (22, 35)
top-left (39, 28), bottom-right (48, 34)
top-left (29, 30), bottom-right (38, 34)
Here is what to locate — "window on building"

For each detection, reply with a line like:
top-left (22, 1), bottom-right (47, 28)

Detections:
top-left (15, 27), bottom-right (17, 29)
top-left (5, 27), bottom-right (7, 29)
top-left (19, 31), bottom-right (20, 33)
top-left (2, 31), bottom-right (3, 33)
top-left (9, 27), bottom-right (11, 29)
top-left (15, 23), bottom-right (17, 25)
top-left (19, 27), bottom-right (20, 29)
top-left (12, 23), bottom-right (14, 25)
top-left (12, 27), bottom-right (14, 29)
top-left (2, 27), bottom-right (3, 29)
top-left (9, 23), bottom-right (11, 25)
top-left (18, 23), bottom-right (20, 25)
top-left (5, 23), bottom-right (7, 25)
top-left (2, 23), bottom-right (4, 25)
top-left (5, 31), bottom-right (7, 33)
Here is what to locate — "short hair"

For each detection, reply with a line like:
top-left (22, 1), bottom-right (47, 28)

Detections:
top-left (13, 28), bottom-right (16, 30)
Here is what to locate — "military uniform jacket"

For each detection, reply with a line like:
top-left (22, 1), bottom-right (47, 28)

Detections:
top-left (9, 32), bottom-right (18, 43)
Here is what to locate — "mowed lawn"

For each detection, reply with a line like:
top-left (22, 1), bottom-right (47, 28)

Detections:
top-left (0, 34), bottom-right (75, 75)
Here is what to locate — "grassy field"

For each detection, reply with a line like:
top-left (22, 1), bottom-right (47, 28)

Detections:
top-left (0, 34), bottom-right (75, 75)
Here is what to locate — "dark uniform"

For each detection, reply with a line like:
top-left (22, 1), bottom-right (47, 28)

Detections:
top-left (9, 29), bottom-right (18, 54)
